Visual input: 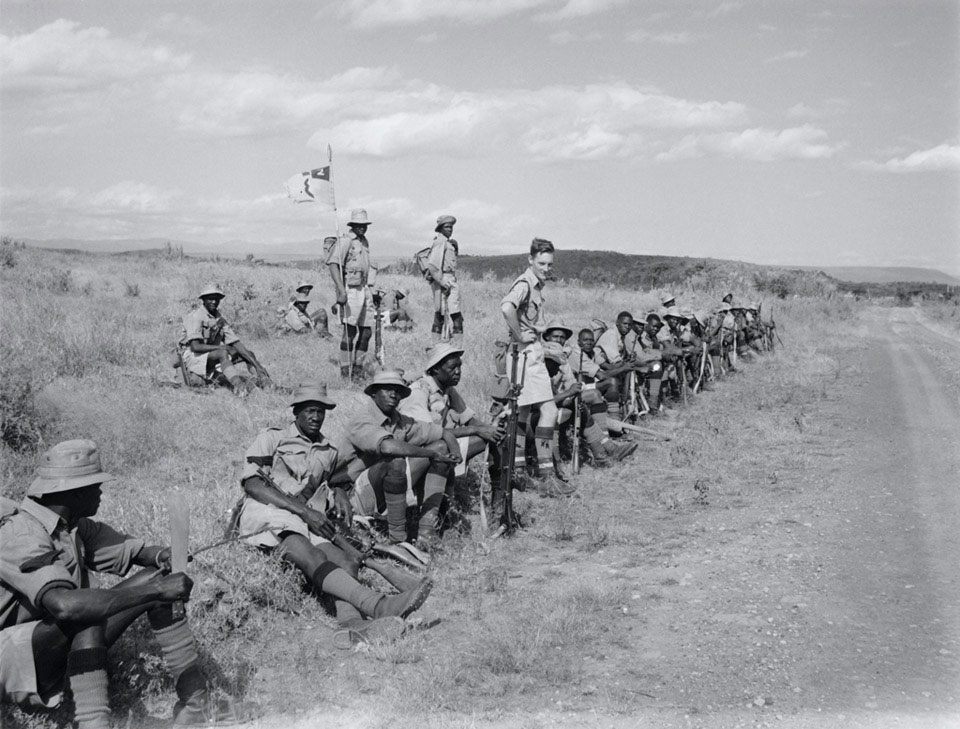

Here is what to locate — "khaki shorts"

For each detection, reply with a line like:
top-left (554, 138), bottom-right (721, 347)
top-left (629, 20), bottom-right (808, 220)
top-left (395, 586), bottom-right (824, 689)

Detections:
top-left (238, 497), bottom-right (330, 549)
top-left (0, 621), bottom-right (62, 709)
top-left (431, 274), bottom-right (461, 314)
top-left (345, 286), bottom-right (372, 327)
top-left (510, 341), bottom-right (554, 407)
top-left (180, 348), bottom-right (211, 377)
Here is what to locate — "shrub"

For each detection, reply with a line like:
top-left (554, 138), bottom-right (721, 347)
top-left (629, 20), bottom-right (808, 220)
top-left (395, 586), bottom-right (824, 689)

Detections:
top-left (0, 365), bottom-right (48, 452)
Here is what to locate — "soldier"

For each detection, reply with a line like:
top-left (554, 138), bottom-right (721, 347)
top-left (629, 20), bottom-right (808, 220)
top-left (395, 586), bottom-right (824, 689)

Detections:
top-left (424, 215), bottom-right (463, 341)
top-left (541, 329), bottom-right (635, 468)
top-left (378, 287), bottom-right (414, 331)
top-left (325, 210), bottom-right (376, 378)
top-left (339, 370), bottom-right (461, 549)
top-left (280, 280), bottom-right (332, 338)
top-left (0, 440), bottom-right (246, 727)
top-left (568, 327), bottom-right (636, 436)
top-left (177, 284), bottom-right (271, 394)
top-left (499, 238), bottom-right (575, 495)
top-left (717, 301), bottom-right (738, 372)
top-left (596, 311), bottom-right (662, 417)
top-left (636, 312), bottom-right (668, 413)
top-left (236, 384), bottom-right (433, 645)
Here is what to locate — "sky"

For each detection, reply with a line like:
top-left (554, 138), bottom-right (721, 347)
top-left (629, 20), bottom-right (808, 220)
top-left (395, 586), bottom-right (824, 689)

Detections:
top-left (1, 0), bottom-right (958, 274)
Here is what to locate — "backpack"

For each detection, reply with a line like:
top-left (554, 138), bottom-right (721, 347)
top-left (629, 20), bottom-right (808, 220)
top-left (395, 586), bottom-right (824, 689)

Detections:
top-left (414, 247), bottom-right (434, 282)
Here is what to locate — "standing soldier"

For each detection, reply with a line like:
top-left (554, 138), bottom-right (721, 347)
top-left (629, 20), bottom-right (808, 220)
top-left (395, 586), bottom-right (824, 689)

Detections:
top-left (499, 238), bottom-right (575, 494)
top-left (425, 215), bottom-right (462, 341)
top-left (325, 210), bottom-right (375, 379)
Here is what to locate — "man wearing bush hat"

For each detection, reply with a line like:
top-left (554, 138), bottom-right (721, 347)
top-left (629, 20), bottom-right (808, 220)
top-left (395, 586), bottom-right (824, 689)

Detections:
top-left (400, 342), bottom-right (505, 486)
top-left (237, 383), bottom-right (434, 645)
top-left (282, 280), bottom-right (332, 338)
top-left (325, 210), bottom-right (377, 378)
top-left (424, 215), bottom-right (463, 341)
top-left (0, 440), bottom-right (246, 727)
top-left (178, 283), bottom-right (272, 393)
top-left (339, 370), bottom-right (461, 548)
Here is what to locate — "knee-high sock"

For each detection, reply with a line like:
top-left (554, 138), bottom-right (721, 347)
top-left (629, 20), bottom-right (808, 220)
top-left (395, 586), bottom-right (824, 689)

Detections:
top-left (149, 608), bottom-right (200, 684)
top-left (313, 563), bottom-right (382, 618)
top-left (534, 425), bottom-right (554, 475)
top-left (418, 471), bottom-right (447, 539)
top-left (68, 647), bottom-right (110, 729)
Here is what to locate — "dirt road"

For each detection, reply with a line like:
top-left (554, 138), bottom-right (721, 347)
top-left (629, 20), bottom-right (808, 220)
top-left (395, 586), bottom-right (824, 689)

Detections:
top-left (251, 306), bottom-right (960, 729)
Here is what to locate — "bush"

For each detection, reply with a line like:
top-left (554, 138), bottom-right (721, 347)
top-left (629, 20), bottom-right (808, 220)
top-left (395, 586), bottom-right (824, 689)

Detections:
top-left (0, 365), bottom-right (48, 452)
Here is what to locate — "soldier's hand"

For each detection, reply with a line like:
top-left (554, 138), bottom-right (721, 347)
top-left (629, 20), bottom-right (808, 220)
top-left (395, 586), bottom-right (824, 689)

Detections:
top-left (475, 424), bottom-right (502, 443)
top-left (154, 547), bottom-right (172, 574)
top-left (520, 331), bottom-right (537, 344)
top-left (331, 488), bottom-right (353, 525)
top-left (303, 509), bottom-right (336, 540)
top-left (431, 451), bottom-right (461, 465)
top-left (156, 573), bottom-right (194, 602)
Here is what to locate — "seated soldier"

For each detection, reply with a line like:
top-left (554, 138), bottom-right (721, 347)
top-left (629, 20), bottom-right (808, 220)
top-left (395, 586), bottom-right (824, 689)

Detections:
top-left (339, 370), bottom-right (461, 550)
top-left (634, 312), bottom-right (668, 413)
top-left (378, 288), bottom-right (414, 331)
top-left (0, 440), bottom-right (247, 727)
top-left (662, 307), bottom-right (694, 398)
top-left (177, 284), bottom-right (272, 394)
top-left (598, 311), bottom-right (663, 416)
top-left (236, 383), bottom-right (433, 645)
top-left (541, 325), bottom-right (635, 468)
top-left (280, 280), bottom-right (332, 338)
top-left (399, 342), bottom-right (503, 479)
top-left (715, 302), bottom-right (738, 373)
top-left (569, 327), bottom-right (637, 436)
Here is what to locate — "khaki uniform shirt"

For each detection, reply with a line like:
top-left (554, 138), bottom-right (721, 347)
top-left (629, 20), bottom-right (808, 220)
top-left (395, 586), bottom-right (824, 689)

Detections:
top-left (282, 306), bottom-right (312, 333)
top-left (427, 235), bottom-right (458, 275)
top-left (324, 230), bottom-right (371, 288)
top-left (596, 328), bottom-right (637, 365)
top-left (242, 423), bottom-right (340, 501)
top-left (399, 376), bottom-right (476, 428)
top-left (567, 345), bottom-right (603, 382)
top-left (179, 307), bottom-right (239, 348)
top-left (0, 498), bottom-right (144, 631)
top-left (339, 398), bottom-right (445, 480)
top-left (501, 268), bottom-right (545, 342)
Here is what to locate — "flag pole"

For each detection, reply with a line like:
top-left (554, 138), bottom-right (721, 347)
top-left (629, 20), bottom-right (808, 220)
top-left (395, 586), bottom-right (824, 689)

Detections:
top-left (327, 145), bottom-right (354, 380)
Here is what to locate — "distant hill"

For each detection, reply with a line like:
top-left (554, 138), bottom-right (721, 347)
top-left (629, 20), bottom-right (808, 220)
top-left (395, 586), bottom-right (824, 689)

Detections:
top-left (816, 266), bottom-right (959, 285)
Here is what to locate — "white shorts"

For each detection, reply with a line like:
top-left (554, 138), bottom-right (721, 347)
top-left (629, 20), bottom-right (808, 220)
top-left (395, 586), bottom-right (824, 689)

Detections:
top-left (510, 341), bottom-right (554, 407)
top-left (0, 621), bottom-right (62, 709)
top-left (344, 286), bottom-right (372, 327)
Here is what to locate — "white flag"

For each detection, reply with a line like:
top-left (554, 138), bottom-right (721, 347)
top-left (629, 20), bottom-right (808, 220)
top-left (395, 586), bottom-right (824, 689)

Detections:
top-left (284, 165), bottom-right (335, 210)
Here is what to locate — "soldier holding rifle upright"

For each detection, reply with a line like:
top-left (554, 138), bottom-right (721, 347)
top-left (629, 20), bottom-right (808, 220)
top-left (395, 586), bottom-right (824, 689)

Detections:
top-left (324, 209), bottom-right (376, 379)
top-left (424, 215), bottom-right (463, 341)
top-left (499, 238), bottom-right (576, 496)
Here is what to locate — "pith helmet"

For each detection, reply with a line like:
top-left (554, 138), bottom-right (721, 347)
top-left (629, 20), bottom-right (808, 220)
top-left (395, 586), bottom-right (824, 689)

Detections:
top-left (660, 292), bottom-right (676, 307)
top-left (435, 215), bottom-right (457, 231)
top-left (663, 306), bottom-right (687, 321)
top-left (289, 382), bottom-right (336, 409)
top-left (198, 283), bottom-right (225, 299)
top-left (295, 279), bottom-right (313, 292)
top-left (348, 209), bottom-right (372, 226)
top-left (364, 370), bottom-right (411, 399)
top-left (28, 440), bottom-right (114, 497)
top-left (425, 342), bottom-right (465, 372)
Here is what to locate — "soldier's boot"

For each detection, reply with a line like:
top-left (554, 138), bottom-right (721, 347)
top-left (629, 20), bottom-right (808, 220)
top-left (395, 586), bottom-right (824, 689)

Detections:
top-left (431, 311), bottom-right (444, 342)
top-left (451, 312), bottom-right (464, 343)
top-left (605, 439), bottom-right (638, 462)
top-left (221, 364), bottom-right (251, 396)
top-left (314, 562), bottom-right (433, 620)
top-left (365, 558), bottom-right (424, 592)
top-left (416, 472), bottom-right (447, 548)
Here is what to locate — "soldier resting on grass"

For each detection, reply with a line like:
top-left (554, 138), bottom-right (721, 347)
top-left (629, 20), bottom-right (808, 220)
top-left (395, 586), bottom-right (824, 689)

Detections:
top-left (337, 370), bottom-right (461, 552)
top-left (177, 283), bottom-right (272, 395)
top-left (279, 280), bottom-right (332, 338)
top-left (399, 342), bottom-right (505, 521)
top-left (236, 383), bottom-right (433, 647)
top-left (0, 440), bottom-right (248, 728)
top-left (568, 326), bottom-right (638, 436)
top-left (540, 324), bottom-right (635, 468)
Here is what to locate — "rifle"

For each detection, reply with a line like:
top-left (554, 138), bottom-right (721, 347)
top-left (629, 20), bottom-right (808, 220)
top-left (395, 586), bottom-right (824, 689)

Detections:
top-left (373, 289), bottom-right (385, 365)
top-left (693, 341), bottom-right (708, 393)
top-left (253, 467), bottom-right (428, 569)
top-left (571, 350), bottom-right (583, 474)
top-left (440, 292), bottom-right (450, 341)
top-left (495, 343), bottom-right (527, 537)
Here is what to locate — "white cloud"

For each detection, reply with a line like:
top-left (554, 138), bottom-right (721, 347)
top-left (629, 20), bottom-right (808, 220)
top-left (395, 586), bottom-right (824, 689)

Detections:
top-left (706, 1), bottom-right (744, 18)
top-left (536, 0), bottom-right (628, 22)
top-left (625, 29), bottom-right (700, 45)
top-left (786, 102), bottom-right (820, 120)
top-left (857, 143), bottom-right (960, 173)
top-left (764, 49), bottom-right (809, 64)
top-left (333, 0), bottom-right (552, 28)
top-left (301, 80), bottom-right (748, 160)
top-left (657, 125), bottom-right (841, 162)
top-left (0, 19), bottom-right (190, 93)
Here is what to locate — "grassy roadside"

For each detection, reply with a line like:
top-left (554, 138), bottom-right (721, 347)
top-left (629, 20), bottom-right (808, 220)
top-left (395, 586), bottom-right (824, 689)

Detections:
top-left (1, 247), bottom-right (866, 728)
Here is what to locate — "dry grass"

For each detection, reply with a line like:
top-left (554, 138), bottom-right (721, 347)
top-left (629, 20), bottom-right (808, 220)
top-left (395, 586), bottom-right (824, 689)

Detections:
top-left (0, 247), bottom-right (866, 728)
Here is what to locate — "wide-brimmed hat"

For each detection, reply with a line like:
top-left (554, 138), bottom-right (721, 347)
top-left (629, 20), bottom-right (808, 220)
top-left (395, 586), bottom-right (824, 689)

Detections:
top-left (747, 301), bottom-right (760, 311)
top-left (660, 292), bottom-right (676, 307)
top-left (198, 284), bottom-right (225, 299)
top-left (716, 302), bottom-right (732, 312)
top-left (28, 440), bottom-right (114, 497)
top-left (295, 280), bottom-right (313, 291)
top-left (691, 310), bottom-right (708, 326)
top-left (348, 209), bottom-right (372, 226)
top-left (425, 342), bottom-right (465, 372)
top-left (729, 301), bottom-right (745, 311)
top-left (590, 318), bottom-right (607, 334)
top-left (435, 215), bottom-right (457, 231)
top-left (290, 382), bottom-right (336, 409)
top-left (645, 311), bottom-right (663, 323)
top-left (542, 319), bottom-right (573, 340)
top-left (364, 370), bottom-right (411, 398)
top-left (662, 306), bottom-right (688, 321)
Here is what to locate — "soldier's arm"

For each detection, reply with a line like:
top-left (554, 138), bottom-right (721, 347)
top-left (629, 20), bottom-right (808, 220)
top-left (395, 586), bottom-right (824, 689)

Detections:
top-left (40, 576), bottom-right (192, 624)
